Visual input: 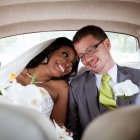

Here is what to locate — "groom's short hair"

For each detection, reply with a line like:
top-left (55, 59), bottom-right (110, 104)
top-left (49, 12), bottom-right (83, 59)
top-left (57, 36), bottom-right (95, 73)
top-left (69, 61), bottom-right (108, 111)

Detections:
top-left (73, 25), bottom-right (108, 44)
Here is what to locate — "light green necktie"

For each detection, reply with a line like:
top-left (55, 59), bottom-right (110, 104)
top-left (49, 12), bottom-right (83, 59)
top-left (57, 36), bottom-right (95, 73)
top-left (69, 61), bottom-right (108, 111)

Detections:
top-left (99, 73), bottom-right (116, 110)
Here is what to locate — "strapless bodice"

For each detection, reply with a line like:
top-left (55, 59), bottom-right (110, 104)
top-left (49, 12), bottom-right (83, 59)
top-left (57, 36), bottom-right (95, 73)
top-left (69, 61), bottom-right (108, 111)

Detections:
top-left (41, 90), bottom-right (54, 118)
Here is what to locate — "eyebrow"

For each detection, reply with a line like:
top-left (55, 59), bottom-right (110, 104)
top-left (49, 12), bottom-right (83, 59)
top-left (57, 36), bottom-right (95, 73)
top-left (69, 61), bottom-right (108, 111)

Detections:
top-left (61, 48), bottom-right (70, 53)
top-left (78, 46), bottom-right (90, 55)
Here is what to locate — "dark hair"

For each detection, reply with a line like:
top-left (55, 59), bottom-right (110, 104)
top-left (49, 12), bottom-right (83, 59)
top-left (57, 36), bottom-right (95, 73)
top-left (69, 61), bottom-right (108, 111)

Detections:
top-left (73, 25), bottom-right (108, 44)
top-left (26, 37), bottom-right (79, 81)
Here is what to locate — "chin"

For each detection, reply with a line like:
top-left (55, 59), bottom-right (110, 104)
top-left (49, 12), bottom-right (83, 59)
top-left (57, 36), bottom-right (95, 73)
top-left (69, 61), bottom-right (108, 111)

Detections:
top-left (91, 68), bottom-right (98, 74)
top-left (92, 66), bottom-right (103, 74)
top-left (55, 73), bottom-right (65, 78)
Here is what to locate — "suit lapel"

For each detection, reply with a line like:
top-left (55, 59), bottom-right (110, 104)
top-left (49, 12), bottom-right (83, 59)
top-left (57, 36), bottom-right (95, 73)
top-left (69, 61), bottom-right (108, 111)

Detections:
top-left (84, 72), bottom-right (100, 119)
top-left (116, 66), bottom-right (131, 107)
top-left (83, 66), bottom-right (132, 116)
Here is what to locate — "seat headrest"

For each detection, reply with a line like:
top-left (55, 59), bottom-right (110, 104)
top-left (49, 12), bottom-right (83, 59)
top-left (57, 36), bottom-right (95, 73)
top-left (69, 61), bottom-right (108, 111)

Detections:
top-left (0, 104), bottom-right (57, 140)
top-left (82, 105), bottom-right (140, 140)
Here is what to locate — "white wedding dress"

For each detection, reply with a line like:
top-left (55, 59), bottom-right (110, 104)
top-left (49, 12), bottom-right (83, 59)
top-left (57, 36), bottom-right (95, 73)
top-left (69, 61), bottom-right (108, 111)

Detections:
top-left (0, 38), bottom-right (73, 140)
top-left (0, 38), bottom-right (56, 117)
top-left (0, 79), bottom-right (54, 118)
top-left (41, 90), bottom-right (54, 118)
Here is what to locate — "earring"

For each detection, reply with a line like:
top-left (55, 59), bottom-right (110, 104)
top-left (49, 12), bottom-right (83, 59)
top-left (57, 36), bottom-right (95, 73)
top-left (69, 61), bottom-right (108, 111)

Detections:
top-left (43, 57), bottom-right (48, 63)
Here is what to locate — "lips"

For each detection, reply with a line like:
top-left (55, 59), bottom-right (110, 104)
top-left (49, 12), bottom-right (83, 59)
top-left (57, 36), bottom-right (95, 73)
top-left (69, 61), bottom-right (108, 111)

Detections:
top-left (90, 58), bottom-right (98, 67)
top-left (58, 64), bottom-right (65, 73)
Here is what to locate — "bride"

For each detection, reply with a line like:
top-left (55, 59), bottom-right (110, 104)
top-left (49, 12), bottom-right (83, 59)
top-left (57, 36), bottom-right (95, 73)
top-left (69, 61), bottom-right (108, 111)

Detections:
top-left (0, 37), bottom-right (79, 125)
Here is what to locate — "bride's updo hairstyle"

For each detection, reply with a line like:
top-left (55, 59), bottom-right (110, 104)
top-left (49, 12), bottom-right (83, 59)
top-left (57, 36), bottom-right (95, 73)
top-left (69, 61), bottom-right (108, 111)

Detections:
top-left (26, 37), bottom-right (79, 81)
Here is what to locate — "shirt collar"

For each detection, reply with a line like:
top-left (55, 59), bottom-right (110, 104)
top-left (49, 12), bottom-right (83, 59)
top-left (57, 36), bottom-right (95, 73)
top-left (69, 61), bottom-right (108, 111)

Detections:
top-left (95, 64), bottom-right (118, 88)
top-left (107, 64), bottom-right (117, 83)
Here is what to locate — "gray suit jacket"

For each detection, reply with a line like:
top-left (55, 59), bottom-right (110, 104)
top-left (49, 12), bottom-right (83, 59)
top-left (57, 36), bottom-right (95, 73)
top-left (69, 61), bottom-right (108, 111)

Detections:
top-left (66, 66), bottom-right (140, 140)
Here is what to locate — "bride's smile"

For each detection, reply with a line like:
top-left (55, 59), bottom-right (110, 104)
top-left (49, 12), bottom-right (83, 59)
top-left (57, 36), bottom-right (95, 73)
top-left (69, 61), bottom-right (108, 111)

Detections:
top-left (46, 46), bottom-right (77, 77)
top-left (1, 37), bottom-right (79, 126)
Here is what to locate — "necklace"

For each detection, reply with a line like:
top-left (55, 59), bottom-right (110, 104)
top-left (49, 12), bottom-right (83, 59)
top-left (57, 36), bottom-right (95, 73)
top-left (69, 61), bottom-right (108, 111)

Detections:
top-left (26, 68), bottom-right (46, 84)
top-left (26, 69), bottom-right (34, 79)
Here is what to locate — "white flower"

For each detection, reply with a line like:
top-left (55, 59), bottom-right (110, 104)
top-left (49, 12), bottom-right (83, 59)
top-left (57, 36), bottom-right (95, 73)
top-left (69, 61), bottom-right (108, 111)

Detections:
top-left (17, 85), bottom-right (43, 111)
top-left (113, 80), bottom-right (139, 96)
top-left (54, 120), bottom-right (73, 140)
top-left (0, 96), bottom-right (12, 104)
top-left (0, 80), bottom-right (45, 111)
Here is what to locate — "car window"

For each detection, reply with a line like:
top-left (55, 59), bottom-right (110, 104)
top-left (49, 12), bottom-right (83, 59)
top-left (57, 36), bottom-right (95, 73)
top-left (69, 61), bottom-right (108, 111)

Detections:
top-left (0, 31), bottom-right (139, 69)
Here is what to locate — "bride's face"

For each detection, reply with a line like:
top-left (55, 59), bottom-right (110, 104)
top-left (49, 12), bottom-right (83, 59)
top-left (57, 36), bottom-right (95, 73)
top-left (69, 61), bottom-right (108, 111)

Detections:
top-left (46, 46), bottom-right (77, 77)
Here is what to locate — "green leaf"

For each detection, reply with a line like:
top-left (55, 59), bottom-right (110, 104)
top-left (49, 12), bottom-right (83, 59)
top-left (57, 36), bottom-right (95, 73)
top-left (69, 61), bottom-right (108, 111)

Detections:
top-left (30, 75), bottom-right (36, 84)
top-left (118, 95), bottom-right (129, 100)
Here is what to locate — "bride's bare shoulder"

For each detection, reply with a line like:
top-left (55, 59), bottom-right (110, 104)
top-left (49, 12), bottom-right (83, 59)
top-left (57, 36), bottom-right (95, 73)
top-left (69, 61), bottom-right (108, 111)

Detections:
top-left (16, 69), bottom-right (31, 85)
top-left (44, 80), bottom-right (68, 101)
top-left (47, 80), bottom-right (69, 89)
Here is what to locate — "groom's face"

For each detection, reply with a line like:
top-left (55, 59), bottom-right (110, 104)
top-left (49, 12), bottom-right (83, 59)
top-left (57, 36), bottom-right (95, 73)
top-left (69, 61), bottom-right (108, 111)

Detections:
top-left (74, 35), bottom-right (111, 74)
top-left (47, 46), bottom-right (77, 77)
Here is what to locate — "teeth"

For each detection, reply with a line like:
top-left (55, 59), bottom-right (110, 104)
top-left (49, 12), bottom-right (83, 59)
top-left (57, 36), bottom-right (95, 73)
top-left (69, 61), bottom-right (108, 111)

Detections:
top-left (58, 64), bottom-right (65, 72)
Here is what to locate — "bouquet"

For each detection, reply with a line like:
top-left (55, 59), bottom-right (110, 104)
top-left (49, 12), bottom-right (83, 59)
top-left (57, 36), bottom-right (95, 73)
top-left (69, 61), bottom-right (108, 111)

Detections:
top-left (0, 73), bottom-right (73, 140)
top-left (0, 73), bottom-right (44, 111)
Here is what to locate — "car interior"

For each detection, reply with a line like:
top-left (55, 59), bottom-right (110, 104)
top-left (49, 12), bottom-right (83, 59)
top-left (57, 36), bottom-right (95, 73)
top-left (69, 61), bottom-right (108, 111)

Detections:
top-left (0, 0), bottom-right (140, 140)
top-left (0, 103), bottom-right (57, 140)
top-left (0, 0), bottom-right (140, 69)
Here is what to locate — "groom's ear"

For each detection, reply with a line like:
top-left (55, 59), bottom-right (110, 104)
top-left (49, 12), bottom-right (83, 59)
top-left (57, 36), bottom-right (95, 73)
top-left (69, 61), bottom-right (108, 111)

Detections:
top-left (104, 38), bottom-right (111, 51)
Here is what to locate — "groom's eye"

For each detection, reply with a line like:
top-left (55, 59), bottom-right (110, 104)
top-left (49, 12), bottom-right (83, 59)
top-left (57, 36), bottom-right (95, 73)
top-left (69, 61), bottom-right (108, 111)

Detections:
top-left (62, 51), bottom-right (69, 58)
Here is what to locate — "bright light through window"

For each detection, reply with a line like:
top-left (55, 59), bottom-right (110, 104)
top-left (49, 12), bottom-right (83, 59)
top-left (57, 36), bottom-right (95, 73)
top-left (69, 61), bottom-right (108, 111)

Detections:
top-left (0, 31), bottom-right (139, 69)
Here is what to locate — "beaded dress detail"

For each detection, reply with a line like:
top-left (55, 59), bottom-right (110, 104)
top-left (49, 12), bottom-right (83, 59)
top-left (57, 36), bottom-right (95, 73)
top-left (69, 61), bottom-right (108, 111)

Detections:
top-left (30, 75), bottom-right (54, 118)
top-left (40, 88), bottom-right (54, 118)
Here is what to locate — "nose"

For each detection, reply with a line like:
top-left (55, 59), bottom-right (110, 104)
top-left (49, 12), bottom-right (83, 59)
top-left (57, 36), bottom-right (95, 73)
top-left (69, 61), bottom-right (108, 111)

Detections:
top-left (65, 60), bottom-right (73, 71)
top-left (83, 53), bottom-right (89, 60)
top-left (83, 55), bottom-right (93, 64)
top-left (65, 62), bottom-right (72, 68)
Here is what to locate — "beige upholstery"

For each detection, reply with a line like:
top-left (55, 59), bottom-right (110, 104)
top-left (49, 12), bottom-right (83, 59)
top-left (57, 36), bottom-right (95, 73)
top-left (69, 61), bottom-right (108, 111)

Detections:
top-left (82, 105), bottom-right (140, 140)
top-left (0, 103), bottom-right (57, 140)
top-left (0, 0), bottom-right (140, 44)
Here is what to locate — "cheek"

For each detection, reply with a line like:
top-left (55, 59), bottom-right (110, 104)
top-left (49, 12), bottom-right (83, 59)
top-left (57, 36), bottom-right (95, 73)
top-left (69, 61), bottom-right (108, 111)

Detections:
top-left (96, 49), bottom-right (107, 59)
top-left (47, 58), bottom-right (57, 72)
top-left (48, 55), bottom-right (60, 64)
top-left (47, 59), bottom-right (53, 67)
top-left (82, 60), bottom-right (88, 66)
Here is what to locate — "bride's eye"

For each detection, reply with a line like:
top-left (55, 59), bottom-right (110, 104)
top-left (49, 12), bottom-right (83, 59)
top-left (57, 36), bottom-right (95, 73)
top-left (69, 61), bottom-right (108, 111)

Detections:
top-left (62, 51), bottom-right (69, 58)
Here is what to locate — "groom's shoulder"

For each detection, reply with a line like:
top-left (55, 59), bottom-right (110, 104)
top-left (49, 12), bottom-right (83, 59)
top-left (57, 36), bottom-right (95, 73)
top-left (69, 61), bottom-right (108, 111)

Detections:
top-left (119, 65), bottom-right (140, 73)
top-left (71, 67), bottom-right (92, 83)
top-left (119, 65), bottom-right (140, 78)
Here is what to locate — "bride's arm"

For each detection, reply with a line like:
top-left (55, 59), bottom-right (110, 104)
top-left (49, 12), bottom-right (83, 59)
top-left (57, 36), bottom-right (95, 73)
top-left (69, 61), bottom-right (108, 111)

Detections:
top-left (50, 80), bottom-right (69, 125)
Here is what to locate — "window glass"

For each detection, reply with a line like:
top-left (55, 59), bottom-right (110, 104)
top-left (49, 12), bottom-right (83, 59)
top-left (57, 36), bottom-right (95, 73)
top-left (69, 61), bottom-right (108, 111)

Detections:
top-left (107, 32), bottom-right (139, 62)
top-left (0, 31), bottom-right (139, 69)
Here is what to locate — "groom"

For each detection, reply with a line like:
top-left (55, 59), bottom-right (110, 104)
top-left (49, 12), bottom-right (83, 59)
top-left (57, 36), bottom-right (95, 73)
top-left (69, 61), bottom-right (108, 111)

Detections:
top-left (66, 25), bottom-right (140, 140)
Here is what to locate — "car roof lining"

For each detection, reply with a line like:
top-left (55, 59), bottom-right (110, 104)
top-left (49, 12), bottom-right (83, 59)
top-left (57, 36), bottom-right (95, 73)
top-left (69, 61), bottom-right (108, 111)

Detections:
top-left (0, 0), bottom-right (140, 44)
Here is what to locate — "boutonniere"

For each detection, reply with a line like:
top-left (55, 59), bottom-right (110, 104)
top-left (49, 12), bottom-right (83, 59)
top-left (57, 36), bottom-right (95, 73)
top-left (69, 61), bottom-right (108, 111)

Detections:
top-left (113, 80), bottom-right (139, 97)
